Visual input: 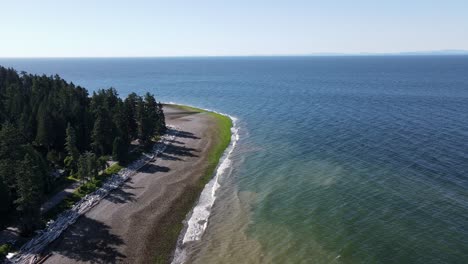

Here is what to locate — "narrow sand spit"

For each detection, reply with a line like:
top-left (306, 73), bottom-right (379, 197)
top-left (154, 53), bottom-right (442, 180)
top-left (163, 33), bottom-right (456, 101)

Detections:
top-left (42, 105), bottom-right (221, 264)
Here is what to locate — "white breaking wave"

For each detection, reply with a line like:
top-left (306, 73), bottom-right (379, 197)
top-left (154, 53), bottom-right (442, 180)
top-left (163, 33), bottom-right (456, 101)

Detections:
top-left (169, 103), bottom-right (239, 264)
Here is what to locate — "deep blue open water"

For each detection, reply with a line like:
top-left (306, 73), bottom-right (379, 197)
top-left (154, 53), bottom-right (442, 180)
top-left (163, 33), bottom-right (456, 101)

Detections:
top-left (1, 56), bottom-right (467, 263)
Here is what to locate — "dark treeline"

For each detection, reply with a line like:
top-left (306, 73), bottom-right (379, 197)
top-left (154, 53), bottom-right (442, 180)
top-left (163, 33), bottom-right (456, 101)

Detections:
top-left (0, 66), bottom-right (166, 233)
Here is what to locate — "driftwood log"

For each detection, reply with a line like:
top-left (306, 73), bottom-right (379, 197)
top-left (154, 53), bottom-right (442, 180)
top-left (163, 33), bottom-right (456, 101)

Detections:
top-left (9, 128), bottom-right (178, 264)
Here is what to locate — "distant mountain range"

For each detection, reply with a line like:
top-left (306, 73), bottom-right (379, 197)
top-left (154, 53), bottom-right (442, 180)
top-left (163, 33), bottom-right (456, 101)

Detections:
top-left (304, 50), bottom-right (468, 56)
top-left (368, 50), bottom-right (468, 56)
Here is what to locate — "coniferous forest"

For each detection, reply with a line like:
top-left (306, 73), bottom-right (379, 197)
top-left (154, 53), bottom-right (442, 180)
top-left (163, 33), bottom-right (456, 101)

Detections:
top-left (0, 66), bottom-right (166, 234)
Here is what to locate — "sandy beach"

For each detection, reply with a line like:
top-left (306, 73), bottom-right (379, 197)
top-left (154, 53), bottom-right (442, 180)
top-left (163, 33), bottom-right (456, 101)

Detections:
top-left (41, 105), bottom-right (226, 264)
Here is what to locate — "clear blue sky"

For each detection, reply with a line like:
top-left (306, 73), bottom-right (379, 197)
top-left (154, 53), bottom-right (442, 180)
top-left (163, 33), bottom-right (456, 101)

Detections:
top-left (1, 0), bottom-right (467, 57)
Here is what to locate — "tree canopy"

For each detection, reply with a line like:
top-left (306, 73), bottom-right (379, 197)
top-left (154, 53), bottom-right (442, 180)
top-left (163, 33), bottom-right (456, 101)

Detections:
top-left (0, 66), bottom-right (166, 233)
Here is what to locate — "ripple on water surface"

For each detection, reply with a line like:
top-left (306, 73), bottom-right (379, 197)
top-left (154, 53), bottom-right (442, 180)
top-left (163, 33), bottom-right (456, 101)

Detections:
top-left (1, 56), bottom-right (467, 263)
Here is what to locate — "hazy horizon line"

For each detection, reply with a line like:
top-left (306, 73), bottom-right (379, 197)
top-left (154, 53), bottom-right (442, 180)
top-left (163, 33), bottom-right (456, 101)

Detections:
top-left (1, 49), bottom-right (468, 59)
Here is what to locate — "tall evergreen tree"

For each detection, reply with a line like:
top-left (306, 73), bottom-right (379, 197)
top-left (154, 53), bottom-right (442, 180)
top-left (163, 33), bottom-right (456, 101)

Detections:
top-left (144, 93), bottom-right (158, 137)
top-left (77, 152), bottom-right (98, 182)
top-left (64, 123), bottom-right (80, 173)
top-left (15, 154), bottom-right (43, 234)
top-left (135, 96), bottom-right (147, 142)
top-left (0, 66), bottom-right (166, 229)
top-left (0, 123), bottom-right (24, 193)
top-left (0, 178), bottom-right (10, 220)
top-left (113, 101), bottom-right (130, 144)
top-left (124, 93), bottom-right (139, 139)
top-left (156, 102), bottom-right (166, 134)
top-left (91, 107), bottom-right (113, 155)
top-left (112, 137), bottom-right (128, 163)
top-left (86, 152), bottom-right (98, 179)
top-left (35, 103), bottom-right (55, 150)
top-left (77, 154), bottom-right (89, 183)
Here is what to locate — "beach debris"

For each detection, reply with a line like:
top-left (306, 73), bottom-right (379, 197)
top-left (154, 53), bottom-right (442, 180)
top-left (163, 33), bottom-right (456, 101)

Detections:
top-left (8, 128), bottom-right (178, 264)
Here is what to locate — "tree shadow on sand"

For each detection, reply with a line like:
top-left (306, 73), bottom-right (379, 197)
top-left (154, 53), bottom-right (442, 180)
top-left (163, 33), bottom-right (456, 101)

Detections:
top-left (176, 130), bottom-right (200, 139)
top-left (47, 216), bottom-right (125, 263)
top-left (157, 152), bottom-right (183, 161)
top-left (162, 143), bottom-right (199, 158)
top-left (166, 139), bottom-right (185, 145)
top-left (104, 183), bottom-right (138, 204)
top-left (166, 128), bottom-right (200, 140)
top-left (139, 164), bottom-right (171, 173)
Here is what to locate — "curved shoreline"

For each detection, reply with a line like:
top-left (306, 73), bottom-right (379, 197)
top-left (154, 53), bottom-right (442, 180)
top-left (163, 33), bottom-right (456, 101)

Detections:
top-left (28, 103), bottom-right (235, 264)
top-left (167, 104), bottom-right (239, 264)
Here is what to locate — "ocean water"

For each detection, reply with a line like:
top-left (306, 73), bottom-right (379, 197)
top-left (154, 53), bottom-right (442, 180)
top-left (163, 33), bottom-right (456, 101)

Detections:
top-left (1, 56), bottom-right (468, 263)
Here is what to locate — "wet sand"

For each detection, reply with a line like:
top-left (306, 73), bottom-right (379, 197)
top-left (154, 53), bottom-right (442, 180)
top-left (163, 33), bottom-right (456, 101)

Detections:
top-left (43, 105), bottom-right (221, 264)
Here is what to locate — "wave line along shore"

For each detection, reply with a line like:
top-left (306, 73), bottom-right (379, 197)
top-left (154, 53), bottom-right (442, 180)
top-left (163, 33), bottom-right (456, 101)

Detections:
top-left (32, 104), bottom-right (235, 264)
top-left (169, 103), bottom-right (239, 264)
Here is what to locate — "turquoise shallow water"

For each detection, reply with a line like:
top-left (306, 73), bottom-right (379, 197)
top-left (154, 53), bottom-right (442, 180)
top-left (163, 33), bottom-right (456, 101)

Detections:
top-left (1, 56), bottom-right (468, 263)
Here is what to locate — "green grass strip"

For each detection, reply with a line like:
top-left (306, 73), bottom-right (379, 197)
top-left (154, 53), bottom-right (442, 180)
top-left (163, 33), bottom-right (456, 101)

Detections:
top-left (43, 163), bottom-right (124, 221)
top-left (155, 104), bottom-right (232, 264)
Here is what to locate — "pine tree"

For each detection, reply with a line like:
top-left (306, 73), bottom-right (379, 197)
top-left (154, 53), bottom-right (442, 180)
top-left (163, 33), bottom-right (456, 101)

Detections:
top-left (156, 102), bottom-right (166, 134)
top-left (86, 152), bottom-right (98, 179)
top-left (0, 123), bottom-right (24, 189)
top-left (0, 178), bottom-right (11, 217)
top-left (19, 109), bottom-right (34, 141)
top-left (97, 156), bottom-right (108, 172)
top-left (91, 107), bottom-right (113, 155)
top-left (113, 102), bottom-right (130, 144)
top-left (77, 154), bottom-right (88, 183)
top-left (77, 152), bottom-right (98, 182)
top-left (64, 123), bottom-right (80, 173)
top-left (0, 124), bottom-right (23, 220)
top-left (136, 96), bottom-right (147, 142)
top-left (35, 103), bottom-right (55, 149)
top-left (112, 137), bottom-right (128, 163)
top-left (144, 93), bottom-right (158, 138)
top-left (0, 67), bottom-right (167, 228)
top-left (124, 93), bottom-right (139, 139)
top-left (15, 154), bottom-right (43, 234)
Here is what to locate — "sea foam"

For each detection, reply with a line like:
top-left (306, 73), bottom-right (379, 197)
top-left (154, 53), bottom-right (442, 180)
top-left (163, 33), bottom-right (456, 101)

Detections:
top-left (169, 103), bottom-right (239, 264)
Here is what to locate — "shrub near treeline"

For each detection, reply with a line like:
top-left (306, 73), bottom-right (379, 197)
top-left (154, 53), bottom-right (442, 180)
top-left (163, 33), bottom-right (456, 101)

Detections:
top-left (0, 66), bottom-right (166, 234)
